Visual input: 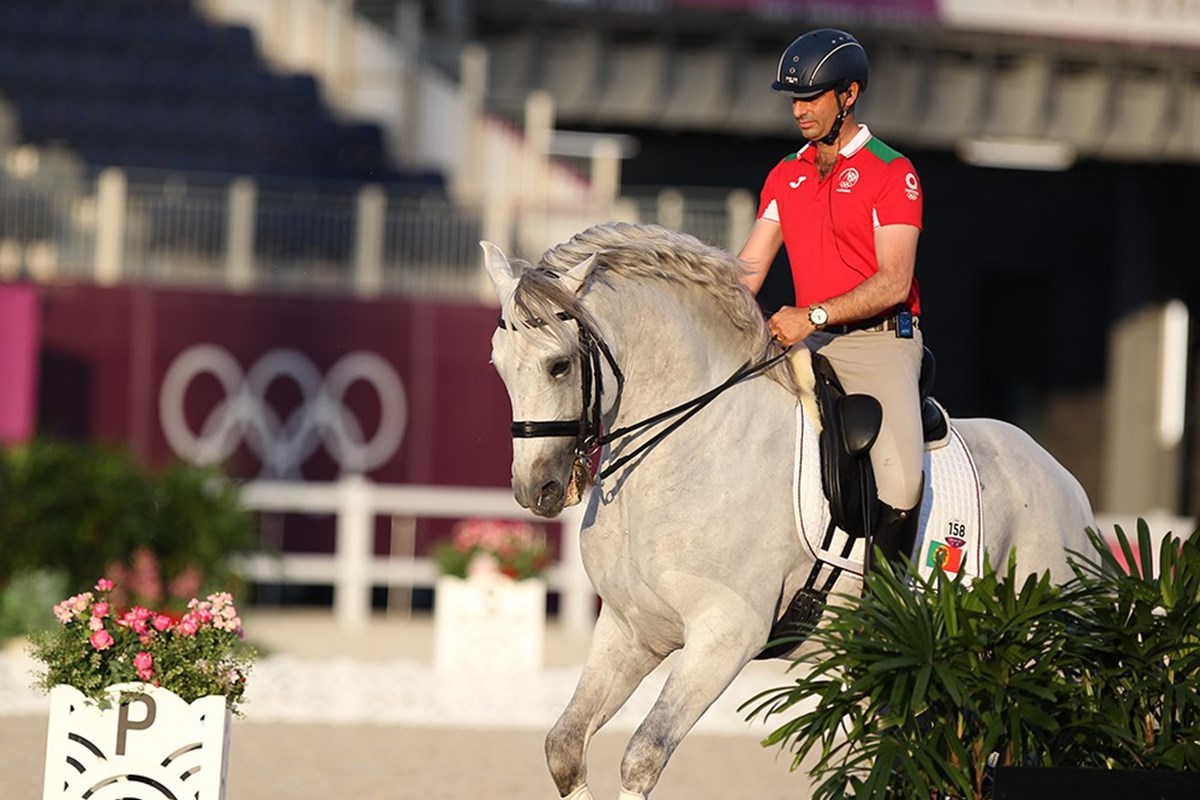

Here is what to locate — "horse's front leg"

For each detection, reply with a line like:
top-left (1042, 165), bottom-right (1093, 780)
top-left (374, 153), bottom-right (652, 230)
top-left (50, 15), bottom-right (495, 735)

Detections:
top-left (617, 609), bottom-right (766, 799)
top-left (548, 605), bottom-right (666, 799)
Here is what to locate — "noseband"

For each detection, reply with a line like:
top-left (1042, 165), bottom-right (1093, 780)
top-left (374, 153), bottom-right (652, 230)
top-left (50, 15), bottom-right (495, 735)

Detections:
top-left (498, 307), bottom-right (790, 483)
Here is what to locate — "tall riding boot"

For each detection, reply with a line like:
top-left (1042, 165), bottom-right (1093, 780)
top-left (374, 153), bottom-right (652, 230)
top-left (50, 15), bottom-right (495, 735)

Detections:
top-left (866, 499), bottom-right (921, 574)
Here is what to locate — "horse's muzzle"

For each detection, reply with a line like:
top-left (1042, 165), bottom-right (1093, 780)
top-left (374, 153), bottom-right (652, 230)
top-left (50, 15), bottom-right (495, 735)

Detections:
top-left (532, 480), bottom-right (566, 517)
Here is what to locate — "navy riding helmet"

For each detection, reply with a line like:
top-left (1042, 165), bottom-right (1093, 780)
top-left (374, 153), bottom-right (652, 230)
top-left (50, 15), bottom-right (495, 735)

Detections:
top-left (771, 28), bottom-right (869, 100)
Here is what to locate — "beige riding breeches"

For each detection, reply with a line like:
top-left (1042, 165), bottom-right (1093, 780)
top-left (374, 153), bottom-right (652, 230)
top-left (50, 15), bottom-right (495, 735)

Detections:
top-left (800, 328), bottom-right (926, 510)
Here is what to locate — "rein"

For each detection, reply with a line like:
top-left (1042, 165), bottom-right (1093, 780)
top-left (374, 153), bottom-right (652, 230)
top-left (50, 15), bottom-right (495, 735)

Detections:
top-left (498, 310), bottom-right (789, 482)
top-left (594, 345), bottom-right (789, 479)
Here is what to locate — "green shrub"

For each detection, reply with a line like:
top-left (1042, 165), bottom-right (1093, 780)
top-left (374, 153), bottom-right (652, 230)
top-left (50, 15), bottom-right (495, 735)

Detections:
top-left (0, 440), bottom-right (155, 589)
top-left (0, 569), bottom-right (68, 641)
top-left (0, 439), bottom-right (254, 630)
top-left (744, 521), bottom-right (1200, 799)
top-left (1064, 524), bottom-right (1200, 771)
top-left (149, 462), bottom-right (255, 593)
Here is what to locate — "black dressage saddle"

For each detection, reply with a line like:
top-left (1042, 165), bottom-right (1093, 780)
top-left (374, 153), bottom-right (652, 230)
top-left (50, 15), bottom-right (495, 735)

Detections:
top-left (813, 346), bottom-right (945, 541)
top-left (754, 348), bottom-right (946, 660)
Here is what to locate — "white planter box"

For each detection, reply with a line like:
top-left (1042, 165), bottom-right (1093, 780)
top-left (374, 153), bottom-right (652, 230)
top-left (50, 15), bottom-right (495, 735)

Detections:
top-left (43, 683), bottom-right (231, 800)
top-left (434, 575), bottom-right (547, 672)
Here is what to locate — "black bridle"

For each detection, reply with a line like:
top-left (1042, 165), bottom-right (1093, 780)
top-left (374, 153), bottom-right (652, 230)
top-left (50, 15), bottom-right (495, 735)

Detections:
top-left (498, 311), bottom-right (790, 482)
top-left (499, 310), bottom-right (624, 461)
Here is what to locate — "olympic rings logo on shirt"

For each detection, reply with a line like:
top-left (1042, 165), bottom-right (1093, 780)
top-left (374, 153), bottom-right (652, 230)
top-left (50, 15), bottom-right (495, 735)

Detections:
top-left (159, 344), bottom-right (407, 479)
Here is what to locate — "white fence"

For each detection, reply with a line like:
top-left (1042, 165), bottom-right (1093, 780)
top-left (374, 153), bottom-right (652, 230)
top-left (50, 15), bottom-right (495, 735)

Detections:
top-left (235, 476), bottom-right (595, 635)
top-left (186, 479), bottom-right (1200, 641)
top-left (0, 168), bottom-right (751, 299)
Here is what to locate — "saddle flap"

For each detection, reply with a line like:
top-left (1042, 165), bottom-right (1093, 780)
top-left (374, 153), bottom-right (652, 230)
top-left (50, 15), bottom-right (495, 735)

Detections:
top-left (812, 354), bottom-right (876, 540)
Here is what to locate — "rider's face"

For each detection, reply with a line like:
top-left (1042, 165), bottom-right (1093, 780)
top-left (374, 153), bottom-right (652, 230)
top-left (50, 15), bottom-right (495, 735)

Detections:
top-left (791, 87), bottom-right (852, 142)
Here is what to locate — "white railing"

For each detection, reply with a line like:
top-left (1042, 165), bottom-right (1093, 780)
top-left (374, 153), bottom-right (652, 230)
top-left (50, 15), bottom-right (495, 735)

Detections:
top-left (230, 481), bottom-right (1194, 640)
top-left (0, 169), bottom-right (752, 298)
top-left (236, 476), bottom-right (595, 636)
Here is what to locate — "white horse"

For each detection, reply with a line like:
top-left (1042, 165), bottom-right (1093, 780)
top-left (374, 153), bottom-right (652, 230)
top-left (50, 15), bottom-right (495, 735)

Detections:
top-left (481, 222), bottom-right (1094, 800)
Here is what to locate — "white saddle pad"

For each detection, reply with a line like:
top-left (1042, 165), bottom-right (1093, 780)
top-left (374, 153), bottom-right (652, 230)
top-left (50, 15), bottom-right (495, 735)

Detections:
top-left (793, 404), bottom-right (984, 582)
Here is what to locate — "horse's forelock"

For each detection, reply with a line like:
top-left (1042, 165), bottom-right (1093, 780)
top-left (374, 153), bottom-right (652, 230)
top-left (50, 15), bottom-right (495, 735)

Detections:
top-left (508, 261), bottom-right (589, 351)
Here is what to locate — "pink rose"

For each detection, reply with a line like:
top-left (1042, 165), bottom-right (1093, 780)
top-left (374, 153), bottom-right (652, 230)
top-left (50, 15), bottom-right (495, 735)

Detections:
top-left (153, 615), bottom-right (172, 632)
top-left (89, 630), bottom-right (114, 651)
top-left (88, 616), bottom-right (105, 632)
top-left (95, 578), bottom-right (113, 592)
top-left (134, 651), bottom-right (154, 681)
top-left (92, 602), bottom-right (109, 618)
top-left (178, 616), bottom-right (200, 637)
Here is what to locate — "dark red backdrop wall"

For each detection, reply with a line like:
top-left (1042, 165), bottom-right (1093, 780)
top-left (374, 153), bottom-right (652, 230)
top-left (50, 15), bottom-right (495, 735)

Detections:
top-left (33, 283), bottom-right (515, 489)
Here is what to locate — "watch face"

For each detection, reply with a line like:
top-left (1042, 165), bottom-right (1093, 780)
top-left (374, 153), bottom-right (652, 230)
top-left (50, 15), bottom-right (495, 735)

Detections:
top-left (810, 306), bottom-right (828, 326)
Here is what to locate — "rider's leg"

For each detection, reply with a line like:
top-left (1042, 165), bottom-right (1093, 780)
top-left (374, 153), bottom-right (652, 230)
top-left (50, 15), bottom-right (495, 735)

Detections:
top-left (869, 479), bottom-right (923, 572)
top-left (810, 328), bottom-right (925, 566)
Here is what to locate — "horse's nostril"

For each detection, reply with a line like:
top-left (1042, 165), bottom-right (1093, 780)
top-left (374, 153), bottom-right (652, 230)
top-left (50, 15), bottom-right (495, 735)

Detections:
top-left (539, 480), bottom-right (564, 507)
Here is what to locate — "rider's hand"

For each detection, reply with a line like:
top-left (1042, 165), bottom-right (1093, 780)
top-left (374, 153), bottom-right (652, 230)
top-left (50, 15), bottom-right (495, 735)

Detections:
top-left (768, 306), bottom-right (815, 347)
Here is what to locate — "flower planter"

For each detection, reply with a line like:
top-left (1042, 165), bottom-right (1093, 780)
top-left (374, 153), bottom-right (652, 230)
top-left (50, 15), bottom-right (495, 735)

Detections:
top-left (43, 682), bottom-right (231, 800)
top-left (434, 575), bottom-right (547, 672)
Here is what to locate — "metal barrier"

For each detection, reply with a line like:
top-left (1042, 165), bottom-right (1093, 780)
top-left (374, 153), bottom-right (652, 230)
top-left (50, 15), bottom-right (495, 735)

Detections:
top-left (0, 168), bottom-right (746, 298)
top-left (235, 476), bottom-right (595, 636)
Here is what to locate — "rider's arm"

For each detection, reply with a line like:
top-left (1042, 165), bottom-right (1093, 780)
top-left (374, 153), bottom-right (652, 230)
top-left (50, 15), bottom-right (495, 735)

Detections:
top-left (736, 218), bottom-right (784, 296)
top-left (766, 223), bottom-right (919, 346)
top-left (820, 223), bottom-right (919, 322)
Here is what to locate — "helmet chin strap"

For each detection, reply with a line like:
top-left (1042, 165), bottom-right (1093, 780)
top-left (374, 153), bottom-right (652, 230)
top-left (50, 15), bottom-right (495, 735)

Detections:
top-left (819, 90), bottom-right (851, 146)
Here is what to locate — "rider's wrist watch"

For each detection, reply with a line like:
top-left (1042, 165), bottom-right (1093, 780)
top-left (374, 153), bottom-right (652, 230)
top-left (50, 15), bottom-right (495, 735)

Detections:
top-left (807, 305), bottom-right (828, 330)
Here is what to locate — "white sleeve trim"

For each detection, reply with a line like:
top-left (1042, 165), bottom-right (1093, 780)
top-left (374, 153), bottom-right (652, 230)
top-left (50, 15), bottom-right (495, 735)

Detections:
top-left (762, 199), bottom-right (780, 223)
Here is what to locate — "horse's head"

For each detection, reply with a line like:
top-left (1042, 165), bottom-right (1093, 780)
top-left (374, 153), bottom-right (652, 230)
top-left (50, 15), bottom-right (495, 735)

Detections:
top-left (482, 241), bottom-right (605, 518)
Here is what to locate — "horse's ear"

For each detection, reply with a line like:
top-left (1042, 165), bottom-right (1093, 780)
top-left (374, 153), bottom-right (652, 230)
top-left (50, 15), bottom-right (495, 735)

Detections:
top-left (480, 241), bottom-right (519, 308)
top-left (560, 254), bottom-right (598, 296)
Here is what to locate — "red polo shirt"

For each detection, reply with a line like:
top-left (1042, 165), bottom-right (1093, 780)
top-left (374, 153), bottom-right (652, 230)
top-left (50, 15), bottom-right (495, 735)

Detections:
top-left (757, 125), bottom-right (923, 314)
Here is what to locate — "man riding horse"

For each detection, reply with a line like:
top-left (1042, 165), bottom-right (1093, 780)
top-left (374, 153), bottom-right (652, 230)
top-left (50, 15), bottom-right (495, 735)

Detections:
top-left (737, 28), bottom-right (926, 571)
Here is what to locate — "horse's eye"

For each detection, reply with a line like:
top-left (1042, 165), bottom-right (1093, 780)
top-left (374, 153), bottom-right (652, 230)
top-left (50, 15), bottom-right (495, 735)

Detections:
top-left (549, 358), bottom-right (571, 378)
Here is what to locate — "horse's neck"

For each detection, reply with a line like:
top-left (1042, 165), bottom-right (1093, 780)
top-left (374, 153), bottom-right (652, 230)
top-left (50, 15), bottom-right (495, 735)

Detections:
top-left (597, 283), bottom-right (751, 415)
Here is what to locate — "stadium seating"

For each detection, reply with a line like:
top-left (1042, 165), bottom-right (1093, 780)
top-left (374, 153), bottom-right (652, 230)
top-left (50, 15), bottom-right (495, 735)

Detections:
top-left (0, 0), bottom-right (442, 190)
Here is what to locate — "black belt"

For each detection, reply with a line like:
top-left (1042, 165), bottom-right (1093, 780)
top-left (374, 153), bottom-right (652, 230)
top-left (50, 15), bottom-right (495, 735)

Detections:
top-left (824, 314), bottom-right (919, 335)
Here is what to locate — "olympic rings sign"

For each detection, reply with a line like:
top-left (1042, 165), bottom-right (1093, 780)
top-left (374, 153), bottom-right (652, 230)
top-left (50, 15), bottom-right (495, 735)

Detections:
top-left (159, 345), bottom-right (406, 479)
